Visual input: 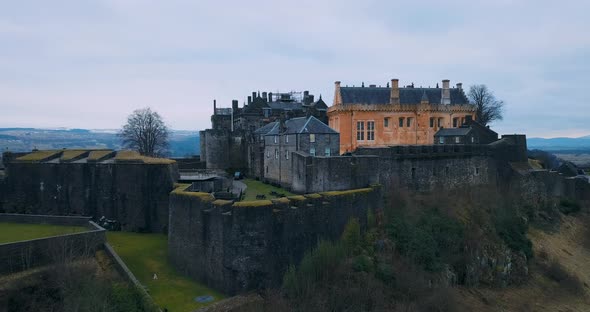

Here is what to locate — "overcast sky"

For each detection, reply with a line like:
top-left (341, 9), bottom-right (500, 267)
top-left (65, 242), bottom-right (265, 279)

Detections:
top-left (1, 1), bottom-right (588, 138)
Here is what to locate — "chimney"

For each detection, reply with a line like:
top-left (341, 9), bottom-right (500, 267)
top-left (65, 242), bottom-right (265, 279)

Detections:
top-left (247, 96), bottom-right (252, 105)
top-left (268, 92), bottom-right (273, 102)
top-left (252, 91), bottom-right (256, 100)
top-left (390, 79), bottom-right (399, 104)
top-left (262, 92), bottom-right (267, 102)
top-left (456, 83), bottom-right (462, 90)
top-left (441, 79), bottom-right (451, 104)
top-left (213, 99), bottom-right (217, 115)
top-left (232, 100), bottom-right (238, 112)
top-left (334, 81), bottom-right (342, 105)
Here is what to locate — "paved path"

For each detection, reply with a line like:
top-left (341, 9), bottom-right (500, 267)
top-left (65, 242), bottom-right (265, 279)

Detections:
top-left (232, 180), bottom-right (247, 198)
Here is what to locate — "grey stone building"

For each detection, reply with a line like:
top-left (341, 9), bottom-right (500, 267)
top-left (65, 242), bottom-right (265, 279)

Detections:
top-left (434, 120), bottom-right (498, 145)
top-left (261, 116), bottom-right (339, 187)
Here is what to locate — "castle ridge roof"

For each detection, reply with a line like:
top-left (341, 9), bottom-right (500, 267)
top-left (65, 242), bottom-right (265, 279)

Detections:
top-left (253, 122), bottom-right (278, 135)
top-left (340, 87), bottom-right (470, 105)
top-left (265, 116), bottom-right (338, 135)
top-left (434, 127), bottom-right (472, 137)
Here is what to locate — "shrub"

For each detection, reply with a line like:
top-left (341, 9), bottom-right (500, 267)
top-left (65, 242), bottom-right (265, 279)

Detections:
top-left (282, 240), bottom-right (345, 299)
top-left (494, 209), bottom-right (533, 260)
top-left (559, 198), bottom-right (581, 215)
top-left (342, 218), bottom-right (362, 255)
top-left (375, 263), bottom-right (395, 284)
top-left (387, 209), bottom-right (464, 272)
top-left (352, 255), bottom-right (374, 273)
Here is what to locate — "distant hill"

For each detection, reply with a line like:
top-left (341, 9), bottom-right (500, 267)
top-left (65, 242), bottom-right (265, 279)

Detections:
top-left (0, 128), bottom-right (200, 158)
top-left (527, 135), bottom-right (590, 151)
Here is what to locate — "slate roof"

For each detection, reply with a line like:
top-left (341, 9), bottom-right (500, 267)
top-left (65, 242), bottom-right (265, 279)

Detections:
top-left (265, 116), bottom-right (338, 135)
top-left (339, 87), bottom-right (470, 105)
top-left (434, 127), bottom-right (472, 137)
top-left (313, 97), bottom-right (328, 110)
top-left (253, 122), bottom-right (278, 135)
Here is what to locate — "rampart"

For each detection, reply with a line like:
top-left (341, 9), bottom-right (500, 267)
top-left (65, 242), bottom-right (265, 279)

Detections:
top-left (168, 184), bottom-right (381, 295)
top-left (2, 150), bottom-right (179, 232)
top-left (200, 129), bottom-right (247, 170)
top-left (0, 213), bottom-right (106, 275)
top-left (291, 153), bottom-right (380, 193)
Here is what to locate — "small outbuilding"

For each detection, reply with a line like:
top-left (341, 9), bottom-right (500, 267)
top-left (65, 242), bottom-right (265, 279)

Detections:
top-left (434, 120), bottom-right (498, 145)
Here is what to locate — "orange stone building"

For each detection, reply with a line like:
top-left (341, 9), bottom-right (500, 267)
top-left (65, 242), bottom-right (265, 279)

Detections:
top-left (328, 79), bottom-right (476, 154)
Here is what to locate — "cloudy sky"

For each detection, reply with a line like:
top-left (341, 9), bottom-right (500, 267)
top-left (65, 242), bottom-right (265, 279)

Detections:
top-left (1, 0), bottom-right (588, 138)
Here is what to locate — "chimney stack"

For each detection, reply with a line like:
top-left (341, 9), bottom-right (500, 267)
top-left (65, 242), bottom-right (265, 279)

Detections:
top-left (441, 79), bottom-right (451, 104)
top-left (232, 100), bottom-right (238, 112)
top-left (247, 96), bottom-right (252, 105)
top-left (252, 91), bottom-right (257, 100)
top-left (213, 99), bottom-right (217, 115)
top-left (390, 79), bottom-right (400, 104)
top-left (333, 81), bottom-right (342, 105)
top-left (262, 92), bottom-right (267, 102)
top-left (456, 83), bottom-right (462, 90)
top-left (268, 92), bottom-right (273, 102)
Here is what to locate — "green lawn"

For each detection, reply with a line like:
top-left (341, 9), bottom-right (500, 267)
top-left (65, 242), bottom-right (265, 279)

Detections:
top-left (242, 178), bottom-right (295, 201)
top-left (0, 222), bottom-right (87, 244)
top-left (107, 232), bottom-right (225, 312)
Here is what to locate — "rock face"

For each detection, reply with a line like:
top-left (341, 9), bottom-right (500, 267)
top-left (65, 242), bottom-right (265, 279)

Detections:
top-left (168, 186), bottom-right (381, 295)
top-left (2, 150), bottom-right (179, 232)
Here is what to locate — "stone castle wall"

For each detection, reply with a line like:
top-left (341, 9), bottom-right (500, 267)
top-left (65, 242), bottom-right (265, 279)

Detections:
top-left (3, 161), bottom-right (178, 232)
top-left (291, 152), bottom-right (380, 193)
top-left (168, 185), bottom-right (381, 295)
top-left (200, 129), bottom-right (247, 170)
top-left (0, 214), bottom-right (106, 275)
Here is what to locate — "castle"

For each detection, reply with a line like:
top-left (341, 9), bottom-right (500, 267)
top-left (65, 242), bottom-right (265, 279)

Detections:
top-left (329, 79), bottom-right (476, 153)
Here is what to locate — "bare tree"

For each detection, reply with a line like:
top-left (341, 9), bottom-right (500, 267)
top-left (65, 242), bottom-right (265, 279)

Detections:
top-left (468, 84), bottom-right (505, 126)
top-left (119, 108), bottom-right (170, 157)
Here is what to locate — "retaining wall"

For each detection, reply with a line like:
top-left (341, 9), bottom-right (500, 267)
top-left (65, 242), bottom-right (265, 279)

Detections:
top-left (0, 214), bottom-right (106, 275)
top-left (168, 185), bottom-right (381, 295)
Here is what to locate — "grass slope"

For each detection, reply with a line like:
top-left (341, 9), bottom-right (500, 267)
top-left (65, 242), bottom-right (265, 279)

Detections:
top-left (107, 232), bottom-right (224, 312)
top-left (0, 222), bottom-right (87, 244)
top-left (242, 178), bottom-right (294, 201)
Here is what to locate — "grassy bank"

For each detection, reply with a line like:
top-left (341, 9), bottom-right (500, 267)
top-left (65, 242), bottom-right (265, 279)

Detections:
top-left (242, 178), bottom-right (294, 201)
top-left (0, 222), bottom-right (87, 244)
top-left (107, 232), bottom-right (225, 312)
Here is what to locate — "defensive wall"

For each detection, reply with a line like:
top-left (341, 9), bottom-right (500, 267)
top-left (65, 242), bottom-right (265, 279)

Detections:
top-left (291, 152), bottom-right (380, 193)
top-left (2, 150), bottom-right (178, 233)
top-left (200, 129), bottom-right (247, 170)
top-left (168, 184), bottom-right (381, 295)
top-left (0, 213), bottom-right (106, 275)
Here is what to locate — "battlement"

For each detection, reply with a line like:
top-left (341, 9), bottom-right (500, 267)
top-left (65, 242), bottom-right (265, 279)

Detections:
top-left (168, 184), bottom-right (381, 294)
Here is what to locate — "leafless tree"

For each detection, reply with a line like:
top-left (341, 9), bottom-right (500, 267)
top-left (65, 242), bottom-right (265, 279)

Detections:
top-left (119, 107), bottom-right (170, 157)
top-left (468, 84), bottom-right (505, 126)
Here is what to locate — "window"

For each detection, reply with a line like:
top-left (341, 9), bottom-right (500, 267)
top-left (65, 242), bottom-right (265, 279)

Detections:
top-left (266, 150), bottom-right (270, 158)
top-left (399, 117), bottom-right (404, 127)
top-left (356, 121), bottom-right (365, 141)
top-left (455, 136), bottom-right (460, 143)
top-left (310, 147), bottom-right (316, 156)
top-left (453, 118), bottom-right (459, 127)
top-left (325, 148), bottom-right (331, 156)
top-left (285, 151), bottom-right (289, 160)
top-left (310, 134), bottom-right (316, 143)
top-left (274, 136), bottom-right (278, 144)
top-left (367, 121), bottom-right (375, 141)
top-left (411, 168), bottom-right (416, 179)
top-left (430, 117), bottom-right (435, 128)
top-left (407, 117), bottom-right (413, 127)
top-left (384, 118), bottom-right (389, 127)
top-left (438, 118), bottom-right (443, 127)
top-left (285, 135), bottom-right (289, 143)
top-left (475, 167), bottom-right (480, 175)
top-left (439, 137), bottom-right (444, 144)
top-left (471, 137), bottom-right (475, 143)
top-left (275, 149), bottom-right (278, 159)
